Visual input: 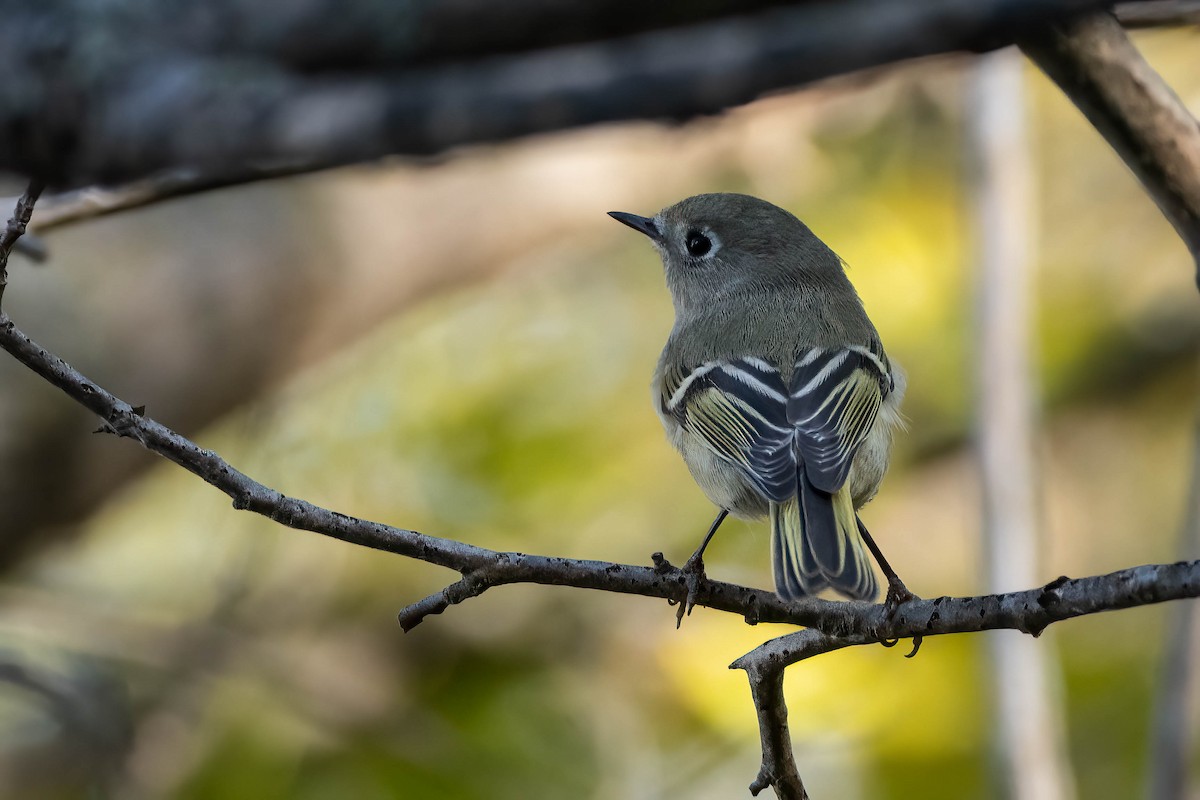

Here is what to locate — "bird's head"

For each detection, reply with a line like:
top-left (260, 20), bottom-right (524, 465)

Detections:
top-left (609, 193), bottom-right (844, 316)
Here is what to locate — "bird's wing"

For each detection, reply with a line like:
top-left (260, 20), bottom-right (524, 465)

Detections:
top-left (661, 357), bottom-right (796, 503)
top-left (787, 343), bottom-right (892, 494)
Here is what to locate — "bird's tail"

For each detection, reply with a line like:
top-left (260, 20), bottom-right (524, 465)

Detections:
top-left (771, 468), bottom-right (878, 601)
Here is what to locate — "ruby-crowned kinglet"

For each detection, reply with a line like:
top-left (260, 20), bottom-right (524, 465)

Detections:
top-left (609, 193), bottom-right (906, 603)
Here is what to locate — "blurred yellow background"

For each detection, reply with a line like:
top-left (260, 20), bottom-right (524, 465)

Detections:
top-left (0, 29), bottom-right (1198, 800)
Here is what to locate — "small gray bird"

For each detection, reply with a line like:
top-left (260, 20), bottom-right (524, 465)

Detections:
top-left (609, 193), bottom-right (908, 607)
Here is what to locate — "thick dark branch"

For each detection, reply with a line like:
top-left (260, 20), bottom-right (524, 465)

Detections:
top-left (0, 0), bottom-right (1126, 185)
top-left (1019, 13), bottom-right (1200, 285)
top-left (147, 0), bottom-right (807, 70)
top-left (1115, 0), bottom-right (1200, 26)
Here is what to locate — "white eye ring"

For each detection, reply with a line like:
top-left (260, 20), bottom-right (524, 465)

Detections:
top-left (684, 228), bottom-right (720, 259)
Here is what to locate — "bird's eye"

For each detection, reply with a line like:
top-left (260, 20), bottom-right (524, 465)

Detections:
top-left (685, 230), bottom-right (712, 257)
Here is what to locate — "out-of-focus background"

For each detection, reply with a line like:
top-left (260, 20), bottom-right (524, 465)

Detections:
top-left (0, 28), bottom-right (1197, 800)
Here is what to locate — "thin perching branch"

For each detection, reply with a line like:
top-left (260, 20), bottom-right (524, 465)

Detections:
top-left (26, 166), bottom-right (318, 232)
top-left (5, 300), bottom-right (1200, 643)
top-left (4, 166), bottom-right (318, 262)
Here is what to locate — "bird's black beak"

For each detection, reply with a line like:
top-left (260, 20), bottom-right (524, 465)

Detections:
top-left (608, 211), bottom-right (662, 242)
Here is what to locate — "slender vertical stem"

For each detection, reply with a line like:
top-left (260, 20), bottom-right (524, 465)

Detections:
top-left (1147, 368), bottom-right (1200, 800)
top-left (970, 50), bottom-right (1077, 800)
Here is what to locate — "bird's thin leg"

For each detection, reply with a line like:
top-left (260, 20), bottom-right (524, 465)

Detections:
top-left (856, 520), bottom-right (923, 656)
top-left (856, 518), bottom-right (916, 612)
top-left (676, 508), bottom-right (729, 626)
top-left (687, 508), bottom-right (729, 570)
